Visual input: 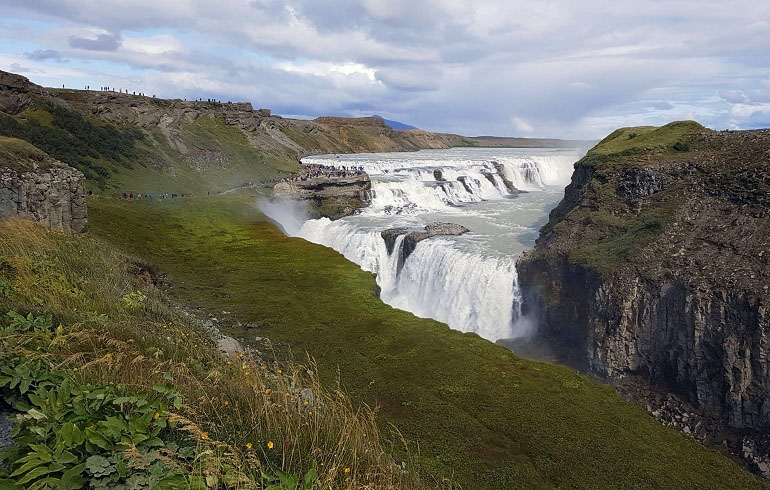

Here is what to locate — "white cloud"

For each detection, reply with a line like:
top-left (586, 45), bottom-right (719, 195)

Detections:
top-left (1, 0), bottom-right (770, 137)
top-left (274, 61), bottom-right (376, 80)
top-left (511, 117), bottom-right (533, 133)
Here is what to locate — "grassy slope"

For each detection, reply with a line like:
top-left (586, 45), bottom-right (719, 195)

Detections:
top-left (88, 192), bottom-right (765, 490)
top-left (0, 219), bottom-right (431, 489)
top-left (0, 136), bottom-right (56, 172)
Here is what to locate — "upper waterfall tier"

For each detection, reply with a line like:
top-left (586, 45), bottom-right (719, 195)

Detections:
top-left (303, 148), bottom-right (579, 214)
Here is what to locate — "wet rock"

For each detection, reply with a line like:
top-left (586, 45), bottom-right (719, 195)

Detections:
top-left (381, 222), bottom-right (469, 269)
top-left (381, 227), bottom-right (408, 255)
top-left (433, 169), bottom-right (444, 181)
top-left (456, 176), bottom-right (477, 193)
top-left (492, 162), bottom-right (521, 194)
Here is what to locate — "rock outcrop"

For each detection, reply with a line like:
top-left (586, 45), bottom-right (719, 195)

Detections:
top-left (517, 122), bottom-right (770, 476)
top-left (273, 174), bottom-right (373, 219)
top-left (382, 222), bottom-right (469, 269)
top-left (0, 137), bottom-right (87, 233)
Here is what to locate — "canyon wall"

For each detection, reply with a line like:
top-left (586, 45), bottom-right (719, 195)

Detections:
top-left (517, 122), bottom-right (770, 475)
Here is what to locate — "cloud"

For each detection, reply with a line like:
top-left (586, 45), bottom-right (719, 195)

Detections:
top-left (1, 1), bottom-right (769, 138)
top-left (648, 101), bottom-right (674, 110)
top-left (719, 89), bottom-right (746, 103)
top-left (25, 49), bottom-right (64, 62)
top-left (69, 32), bottom-right (122, 51)
top-left (9, 62), bottom-right (34, 73)
top-left (511, 117), bottom-right (533, 133)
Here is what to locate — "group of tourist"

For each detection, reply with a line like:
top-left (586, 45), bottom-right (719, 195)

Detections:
top-left (117, 182), bottom-right (256, 201)
top-left (119, 192), bottom-right (194, 200)
top-left (68, 84), bottom-right (239, 104)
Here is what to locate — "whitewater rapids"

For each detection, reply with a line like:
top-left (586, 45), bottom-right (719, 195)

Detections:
top-left (269, 147), bottom-right (582, 341)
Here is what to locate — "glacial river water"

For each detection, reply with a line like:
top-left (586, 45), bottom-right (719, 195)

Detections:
top-left (267, 147), bottom-right (584, 341)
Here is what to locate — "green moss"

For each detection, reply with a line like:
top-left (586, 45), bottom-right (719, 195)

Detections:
top-left (87, 194), bottom-right (765, 490)
top-left (568, 211), bottom-right (667, 274)
top-left (586, 120), bottom-right (705, 159)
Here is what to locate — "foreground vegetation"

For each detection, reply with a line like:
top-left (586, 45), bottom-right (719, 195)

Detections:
top-left (86, 192), bottom-right (765, 489)
top-left (0, 219), bottom-right (435, 489)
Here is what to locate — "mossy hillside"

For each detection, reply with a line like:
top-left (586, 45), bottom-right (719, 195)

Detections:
top-left (538, 121), bottom-right (707, 275)
top-left (89, 193), bottom-right (766, 490)
top-left (108, 115), bottom-right (299, 196)
top-left (0, 136), bottom-right (56, 172)
top-left (0, 219), bottom-right (431, 489)
top-left (0, 98), bottom-right (299, 194)
top-left (0, 100), bottom-right (143, 182)
top-left (586, 120), bottom-right (704, 159)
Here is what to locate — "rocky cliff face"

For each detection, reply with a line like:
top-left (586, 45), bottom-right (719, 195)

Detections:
top-left (0, 137), bottom-right (87, 233)
top-left (517, 122), bottom-right (770, 476)
top-left (272, 174), bottom-right (373, 219)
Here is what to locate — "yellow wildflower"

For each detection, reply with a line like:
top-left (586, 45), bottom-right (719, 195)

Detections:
top-left (73, 367), bottom-right (78, 372)
top-left (154, 412), bottom-right (160, 420)
top-left (265, 389), bottom-right (270, 394)
top-left (344, 468), bottom-right (350, 474)
top-left (245, 442), bottom-right (252, 449)
top-left (168, 417), bottom-right (175, 423)
top-left (201, 432), bottom-right (208, 440)
top-left (304, 401), bottom-right (308, 406)
top-left (267, 441), bottom-right (274, 449)
top-left (223, 401), bottom-right (229, 406)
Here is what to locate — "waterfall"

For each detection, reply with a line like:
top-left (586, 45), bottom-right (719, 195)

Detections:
top-left (294, 218), bottom-right (523, 341)
top-left (273, 148), bottom-right (582, 341)
top-left (304, 152), bottom-right (577, 215)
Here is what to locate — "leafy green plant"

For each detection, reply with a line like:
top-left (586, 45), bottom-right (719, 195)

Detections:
top-left (261, 467), bottom-right (317, 490)
top-left (122, 290), bottom-right (147, 310)
top-left (0, 356), bottom-right (194, 489)
top-left (4, 311), bottom-right (53, 333)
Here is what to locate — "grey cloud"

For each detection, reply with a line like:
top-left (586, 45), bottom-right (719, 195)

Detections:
top-left (4, 1), bottom-right (770, 137)
top-left (719, 89), bottom-right (746, 103)
top-left (25, 49), bottom-right (63, 61)
top-left (648, 101), bottom-right (674, 110)
top-left (69, 33), bottom-right (122, 51)
top-left (375, 66), bottom-right (441, 92)
top-left (9, 62), bottom-right (34, 73)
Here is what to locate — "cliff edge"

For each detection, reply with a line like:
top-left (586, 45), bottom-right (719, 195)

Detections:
top-left (517, 121), bottom-right (770, 476)
top-left (0, 136), bottom-right (87, 233)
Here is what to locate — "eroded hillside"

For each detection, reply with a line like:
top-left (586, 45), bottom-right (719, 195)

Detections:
top-left (0, 70), bottom-right (470, 193)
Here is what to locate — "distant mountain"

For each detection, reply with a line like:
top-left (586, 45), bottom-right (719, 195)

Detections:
top-left (372, 114), bottom-right (418, 130)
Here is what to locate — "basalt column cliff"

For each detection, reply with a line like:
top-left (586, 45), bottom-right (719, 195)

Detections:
top-left (517, 122), bottom-right (770, 475)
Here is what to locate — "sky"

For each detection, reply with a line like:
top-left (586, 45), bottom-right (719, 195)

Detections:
top-left (1, 0), bottom-right (769, 139)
